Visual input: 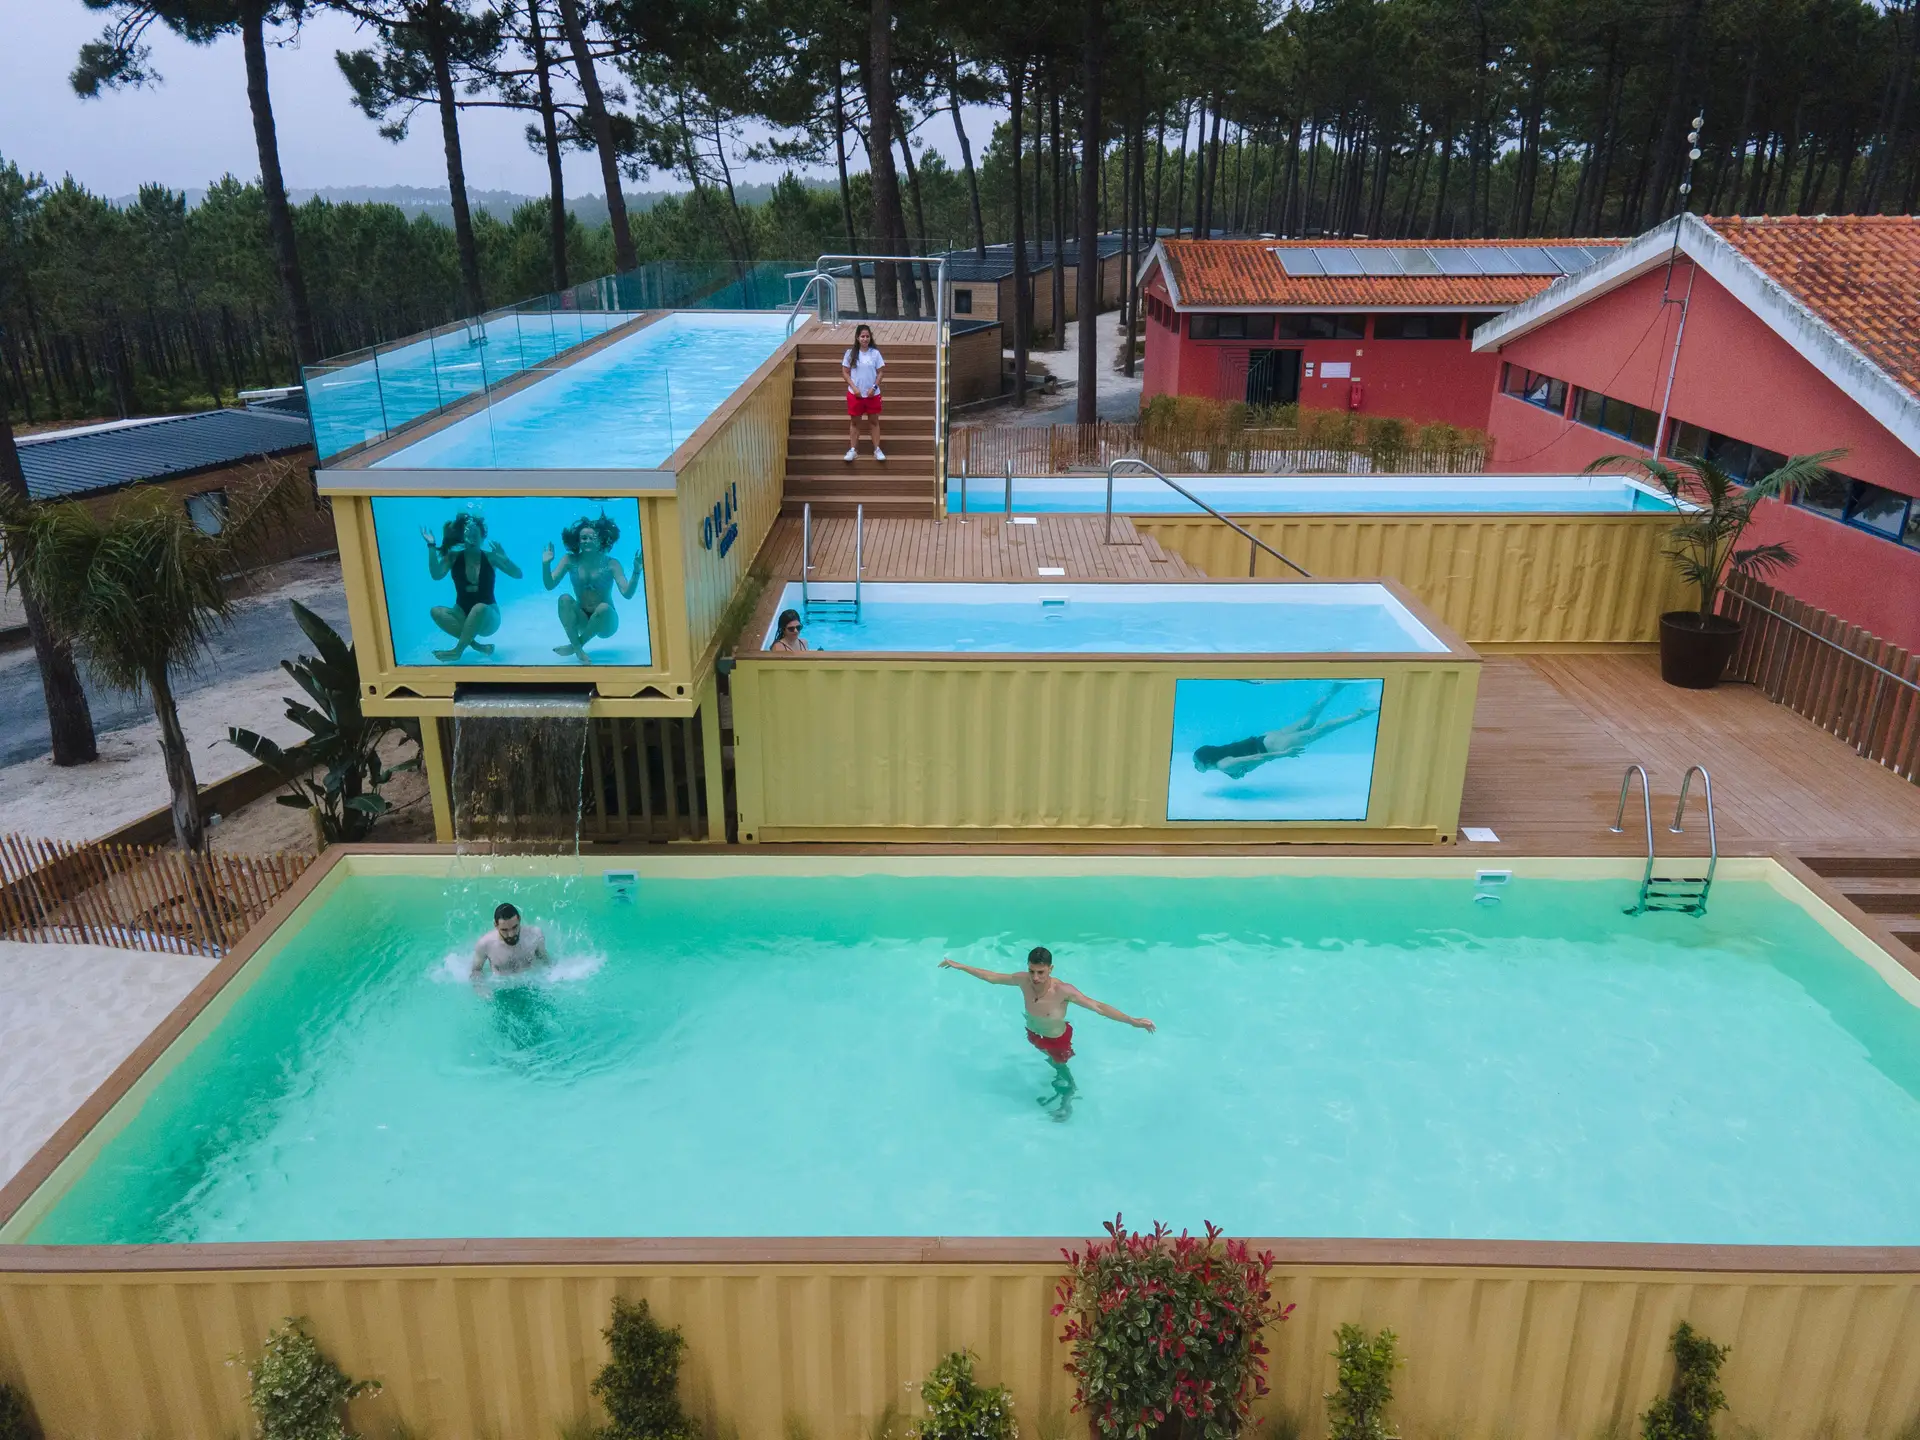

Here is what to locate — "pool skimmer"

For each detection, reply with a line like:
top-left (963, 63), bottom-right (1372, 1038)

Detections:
top-left (1474, 869), bottom-right (1513, 904)
top-left (604, 870), bottom-right (638, 903)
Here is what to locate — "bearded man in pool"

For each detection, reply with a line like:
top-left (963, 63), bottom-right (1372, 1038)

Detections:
top-left (940, 948), bottom-right (1154, 1120)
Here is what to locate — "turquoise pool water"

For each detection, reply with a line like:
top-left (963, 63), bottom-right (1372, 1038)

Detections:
top-left (768, 582), bottom-right (1449, 653)
top-left (947, 474), bottom-right (1680, 515)
top-left (371, 312), bottom-right (792, 471)
top-left (305, 311), bottom-right (637, 462)
top-left (25, 867), bottom-right (1920, 1246)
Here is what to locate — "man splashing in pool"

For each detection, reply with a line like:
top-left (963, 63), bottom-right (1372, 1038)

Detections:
top-left (471, 902), bottom-right (550, 980)
top-left (940, 948), bottom-right (1154, 1120)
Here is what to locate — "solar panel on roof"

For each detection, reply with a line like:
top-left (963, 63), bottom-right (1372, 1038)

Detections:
top-left (1430, 249), bottom-right (1484, 275)
top-left (1356, 250), bottom-right (1405, 275)
top-left (1395, 248), bottom-right (1441, 275)
top-left (1315, 248), bottom-right (1365, 275)
top-left (1275, 248), bottom-right (1326, 276)
top-left (1543, 245), bottom-right (1595, 273)
top-left (1498, 246), bottom-right (1558, 273)
top-left (1466, 248), bottom-right (1528, 274)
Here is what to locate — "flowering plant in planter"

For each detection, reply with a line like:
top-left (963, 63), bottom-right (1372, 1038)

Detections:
top-left (1054, 1218), bottom-right (1295, 1440)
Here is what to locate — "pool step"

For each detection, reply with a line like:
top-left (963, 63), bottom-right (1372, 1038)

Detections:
top-left (1798, 856), bottom-right (1920, 957)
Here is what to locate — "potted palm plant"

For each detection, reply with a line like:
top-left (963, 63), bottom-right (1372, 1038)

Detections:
top-left (1587, 448), bottom-right (1840, 689)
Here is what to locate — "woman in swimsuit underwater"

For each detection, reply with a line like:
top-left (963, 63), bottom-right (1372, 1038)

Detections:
top-left (542, 513), bottom-right (642, 663)
top-left (422, 513), bottom-right (521, 661)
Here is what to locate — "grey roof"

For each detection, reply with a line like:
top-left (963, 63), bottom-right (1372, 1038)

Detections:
top-left (17, 408), bottom-right (313, 502)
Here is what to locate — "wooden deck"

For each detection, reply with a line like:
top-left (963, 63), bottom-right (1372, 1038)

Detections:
top-left (1463, 653), bottom-right (1920, 857)
top-left (761, 514), bottom-right (1204, 580)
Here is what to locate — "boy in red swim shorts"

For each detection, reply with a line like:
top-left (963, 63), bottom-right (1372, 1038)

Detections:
top-left (940, 947), bottom-right (1155, 1119)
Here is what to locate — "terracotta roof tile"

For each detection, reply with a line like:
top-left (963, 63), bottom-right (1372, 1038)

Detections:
top-left (1154, 237), bottom-right (1623, 309)
top-left (1706, 215), bottom-right (1920, 401)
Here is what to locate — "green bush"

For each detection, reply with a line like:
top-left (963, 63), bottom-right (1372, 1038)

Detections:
top-left (1641, 1323), bottom-right (1730, 1440)
top-left (909, 1351), bottom-right (1017, 1440)
top-left (591, 1297), bottom-right (696, 1440)
top-left (230, 1318), bottom-right (380, 1440)
top-left (1324, 1325), bottom-right (1398, 1440)
top-left (0, 1381), bottom-right (41, 1440)
top-left (1057, 1219), bottom-right (1294, 1440)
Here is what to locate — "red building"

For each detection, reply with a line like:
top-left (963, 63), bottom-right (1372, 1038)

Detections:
top-left (1138, 238), bottom-right (1620, 429)
top-left (1475, 214), bottom-right (1920, 651)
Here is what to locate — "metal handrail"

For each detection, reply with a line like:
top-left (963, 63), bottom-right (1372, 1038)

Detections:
top-left (786, 272), bottom-right (836, 335)
top-left (854, 502), bottom-right (864, 619)
top-left (801, 501), bottom-right (813, 609)
top-left (1610, 764), bottom-right (1657, 906)
top-left (1726, 585), bottom-right (1920, 693)
top-left (814, 253), bottom-right (950, 513)
top-left (1103, 458), bottom-right (1311, 578)
top-left (1670, 764), bottom-right (1718, 897)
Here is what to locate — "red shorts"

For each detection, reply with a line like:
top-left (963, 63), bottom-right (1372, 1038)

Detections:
top-left (847, 390), bottom-right (883, 418)
top-left (1026, 1023), bottom-right (1074, 1063)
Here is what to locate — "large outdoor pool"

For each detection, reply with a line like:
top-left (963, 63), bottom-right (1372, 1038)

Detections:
top-left (948, 473), bottom-right (1682, 515)
top-left (17, 858), bottom-right (1920, 1246)
top-left (370, 311), bottom-right (793, 471)
top-left (765, 581), bottom-right (1451, 653)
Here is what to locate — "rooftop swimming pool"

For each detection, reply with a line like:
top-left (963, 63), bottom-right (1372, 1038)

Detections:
top-left (16, 856), bottom-right (1920, 1246)
top-left (948, 473), bottom-right (1682, 515)
top-left (368, 312), bottom-right (793, 472)
top-left (305, 310), bottom-right (638, 462)
top-left (765, 581), bottom-right (1451, 654)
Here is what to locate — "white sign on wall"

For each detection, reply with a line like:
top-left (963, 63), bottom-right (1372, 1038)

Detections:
top-left (1320, 361), bottom-right (1352, 379)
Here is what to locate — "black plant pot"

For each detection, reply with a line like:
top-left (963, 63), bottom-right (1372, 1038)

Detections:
top-left (1659, 611), bottom-right (1743, 689)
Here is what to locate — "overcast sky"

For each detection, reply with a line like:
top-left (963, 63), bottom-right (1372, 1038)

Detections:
top-left (0, 1), bottom-right (995, 200)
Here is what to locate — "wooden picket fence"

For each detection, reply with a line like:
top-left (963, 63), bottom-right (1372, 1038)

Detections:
top-left (1721, 575), bottom-right (1920, 783)
top-left (0, 833), bottom-right (313, 956)
top-left (949, 422), bottom-right (1488, 477)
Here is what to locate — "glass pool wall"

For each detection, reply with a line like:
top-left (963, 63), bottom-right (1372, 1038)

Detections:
top-left (304, 261), bottom-right (811, 463)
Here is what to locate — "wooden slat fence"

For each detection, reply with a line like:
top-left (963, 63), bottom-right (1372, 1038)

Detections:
top-left (0, 833), bottom-right (312, 956)
top-left (1721, 575), bottom-right (1920, 783)
top-left (951, 422), bottom-right (1488, 477)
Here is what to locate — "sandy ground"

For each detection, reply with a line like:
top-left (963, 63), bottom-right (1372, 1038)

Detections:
top-left (0, 560), bottom-right (351, 843)
top-left (0, 938), bottom-right (216, 1189)
top-left (962, 311), bottom-right (1144, 427)
top-left (0, 666), bottom-right (313, 843)
top-left (209, 731), bottom-right (437, 853)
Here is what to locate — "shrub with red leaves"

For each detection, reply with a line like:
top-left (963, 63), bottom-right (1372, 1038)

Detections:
top-left (1053, 1218), bottom-right (1295, 1440)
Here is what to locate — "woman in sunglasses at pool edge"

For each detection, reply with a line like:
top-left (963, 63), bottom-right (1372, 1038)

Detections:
top-left (768, 608), bottom-right (808, 652)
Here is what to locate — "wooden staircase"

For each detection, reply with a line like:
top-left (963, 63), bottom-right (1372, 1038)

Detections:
top-left (782, 332), bottom-right (941, 518)
top-left (1801, 855), bottom-right (1920, 956)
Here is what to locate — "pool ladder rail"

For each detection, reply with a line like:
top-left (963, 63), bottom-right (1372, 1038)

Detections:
top-left (1611, 764), bottom-right (1718, 916)
top-left (799, 501), bottom-right (862, 624)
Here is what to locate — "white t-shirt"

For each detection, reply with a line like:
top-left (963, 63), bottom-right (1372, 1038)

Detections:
top-left (843, 346), bottom-right (885, 397)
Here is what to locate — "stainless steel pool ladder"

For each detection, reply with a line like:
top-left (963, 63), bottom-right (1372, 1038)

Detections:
top-left (1102, 457), bottom-right (1311, 578)
top-left (800, 502), bottom-right (862, 624)
top-left (1611, 764), bottom-right (1718, 916)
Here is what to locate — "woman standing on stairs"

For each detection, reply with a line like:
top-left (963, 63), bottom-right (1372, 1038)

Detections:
top-left (842, 324), bottom-right (886, 463)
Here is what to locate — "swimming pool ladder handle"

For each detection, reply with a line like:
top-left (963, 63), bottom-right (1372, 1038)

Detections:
top-left (854, 503), bottom-right (863, 621)
top-left (801, 501), bottom-right (813, 609)
top-left (1671, 764), bottom-right (1718, 896)
top-left (1102, 457), bottom-right (1311, 578)
top-left (786, 273), bottom-right (836, 335)
top-left (1004, 461), bottom-right (1013, 518)
top-left (1611, 763), bottom-right (1715, 916)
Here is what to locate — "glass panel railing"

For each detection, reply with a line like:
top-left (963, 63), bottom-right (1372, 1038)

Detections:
top-left (304, 261), bottom-right (816, 466)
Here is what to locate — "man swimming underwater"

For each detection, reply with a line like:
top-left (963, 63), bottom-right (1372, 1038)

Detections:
top-left (1191, 684), bottom-right (1379, 778)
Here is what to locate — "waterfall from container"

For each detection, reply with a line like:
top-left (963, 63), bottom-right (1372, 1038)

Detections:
top-left (447, 691), bottom-right (592, 852)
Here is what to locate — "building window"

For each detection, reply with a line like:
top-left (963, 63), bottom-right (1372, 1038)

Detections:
top-left (1501, 364), bottom-right (1568, 414)
top-left (1573, 388), bottom-right (1658, 447)
top-left (1276, 313), bottom-right (1366, 340)
top-left (952, 288), bottom-right (973, 314)
top-left (1372, 313), bottom-right (1464, 340)
top-left (185, 489), bottom-right (228, 535)
top-left (1668, 418), bottom-right (1920, 551)
top-left (1188, 313), bottom-right (1274, 341)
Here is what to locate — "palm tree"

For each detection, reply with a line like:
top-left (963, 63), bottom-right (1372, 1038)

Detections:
top-left (73, 1), bottom-right (321, 368)
top-left (1587, 449), bottom-right (1841, 620)
top-left (0, 467), bottom-right (298, 850)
